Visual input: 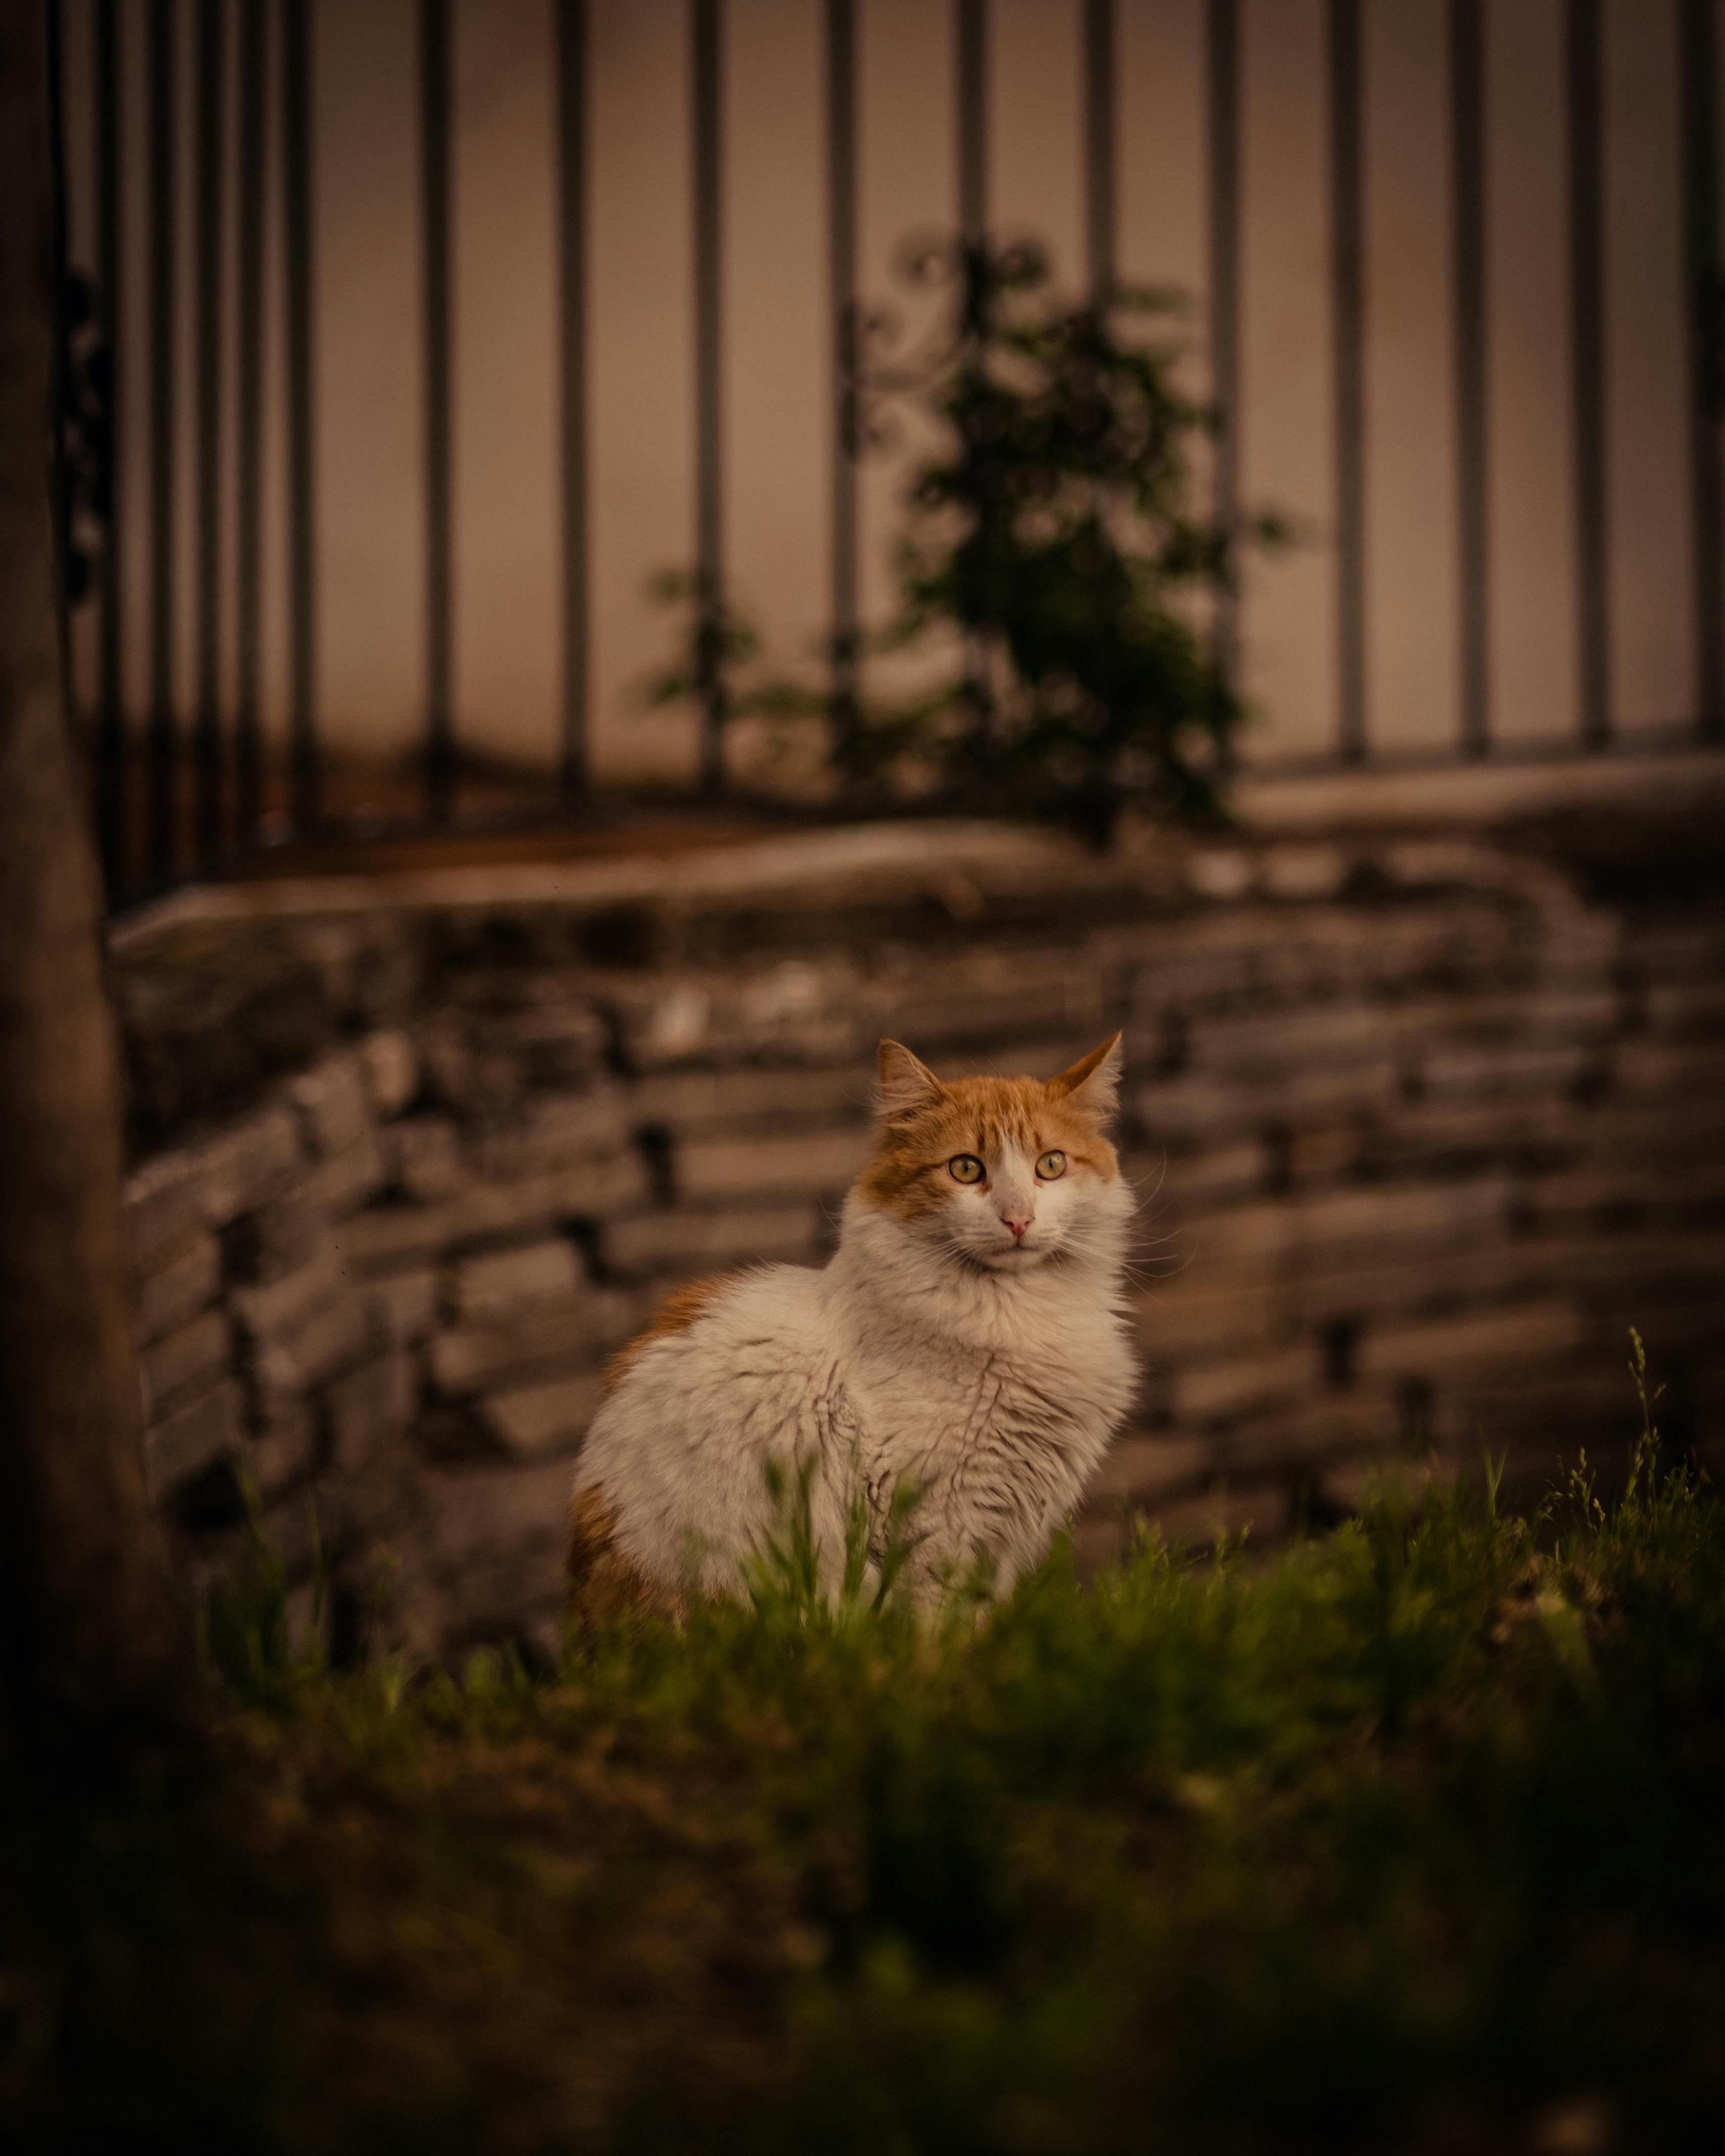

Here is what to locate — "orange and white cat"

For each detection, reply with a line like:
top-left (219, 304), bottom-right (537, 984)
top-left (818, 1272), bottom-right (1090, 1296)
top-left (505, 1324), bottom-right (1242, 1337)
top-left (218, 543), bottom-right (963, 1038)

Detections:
top-left (568, 1035), bottom-right (1137, 1610)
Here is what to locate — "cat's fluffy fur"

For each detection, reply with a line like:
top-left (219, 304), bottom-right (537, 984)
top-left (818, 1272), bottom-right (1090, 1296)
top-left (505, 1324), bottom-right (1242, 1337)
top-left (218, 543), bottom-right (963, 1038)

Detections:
top-left (568, 1035), bottom-right (1137, 1611)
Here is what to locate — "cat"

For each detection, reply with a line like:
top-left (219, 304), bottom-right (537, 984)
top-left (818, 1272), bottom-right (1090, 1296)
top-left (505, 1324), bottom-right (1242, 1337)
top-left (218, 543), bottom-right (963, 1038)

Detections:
top-left (567, 1033), bottom-right (1138, 1616)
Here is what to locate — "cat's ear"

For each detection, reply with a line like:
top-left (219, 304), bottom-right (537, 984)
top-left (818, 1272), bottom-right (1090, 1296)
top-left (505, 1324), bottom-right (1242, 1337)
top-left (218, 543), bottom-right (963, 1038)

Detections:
top-left (877, 1039), bottom-right (945, 1123)
top-left (1048, 1032), bottom-right (1123, 1122)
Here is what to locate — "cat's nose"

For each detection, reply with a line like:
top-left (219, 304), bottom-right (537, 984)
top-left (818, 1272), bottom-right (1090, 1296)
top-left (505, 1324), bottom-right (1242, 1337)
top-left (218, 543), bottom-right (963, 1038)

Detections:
top-left (1003, 1212), bottom-right (1032, 1240)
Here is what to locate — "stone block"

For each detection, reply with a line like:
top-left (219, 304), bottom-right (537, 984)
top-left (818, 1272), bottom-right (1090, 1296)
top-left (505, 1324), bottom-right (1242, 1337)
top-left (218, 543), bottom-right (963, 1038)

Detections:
top-left (1357, 1299), bottom-right (1584, 1385)
top-left (1610, 1040), bottom-right (1725, 1103)
top-left (452, 1237), bottom-right (584, 1320)
top-left (147, 1378), bottom-right (242, 1501)
top-left (1186, 849), bottom-right (1255, 902)
top-left (254, 1291), bottom-right (375, 1398)
top-left (304, 1128), bottom-right (388, 1219)
top-left (610, 982), bottom-right (708, 1068)
top-left (124, 1151), bottom-right (208, 1271)
top-left (429, 1292), bottom-right (635, 1398)
top-left (881, 965), bottom-right (1111, 1057)
top-left (1144, 1479), bottom-right (1290, 1550)
top-left (675, 1128), bottom-right (869, 1205)
top-left (251, 1399), bottom-right (322, 1501)
top-left (1550, 1226), bottom-right (1725, 1306)
top-left (1349, 1099), bottom-right (1564, 1184)
top-left (1283, 1121), bottom-right (1372, 1188)
top-left (371, 1267), bottom-right (441, 1344)
top-left (221, 1189), bottom-right (323, 1285)
top-left (1188, 1000), bottom-right (1394, 1079)
top-left (1143, 1140), bottom-right (1266, 1211)
top-left (470, 1089), bottom-right (632, 1181)
top-left (1132, 1276), bottom-right (1282, 1362)
top-left (1068, 1516), bottom-right (1127, 1576)
top-left (135, 1231), bottom-right (219, 1344)
top-left (1276, 1240), bottom-right (1566, 1333)
top-left (601, 1203), bottom-right (824, 1282)
top-left (1260, 844), bottom-right (1351, 901)
top-left (417, 1014), bottom-right (527, 1116)
top-left (969, 1035), bottom-right (1118, 1089)
top-left (509, 1000), bottom-right (612, 1086)
top-left (384, 1115), bottom-right (467, 1201)
top-left (358, 1029), bottom-right (419, 1117)
top-left (1415, 1043), bottom-right (1595, 1102)
top-left (615, 969), bottom-right (864, 1073)
top-left (286, 1052), bottom-right (372, 1158)
top-left (1131, 901), bottom-right (1527, 1023)
top-left (426, 1454), bottom-right (579, 1569)
top-left (1220, 1386), bottom-right (1406, 1471)
top-left (1087, 1435), bottom-right (1211, 1506)
top-left (191, 1106), bottom-right (303, 1227)
top-left (477, 1369), bottom-right (609, 1460)
top-left (625, 1062), bottom-right (873, 1137)
top-left (327, 1347), bottom-right (414, 1475)
top-left (1175, 1346), bottom-right (1315, 1427)
top-left (1624, 923), bottom-right (1725, 982)
top-left (422, 1454), bottom-right (574, 1634)
top-left (1318, 1454), bottom-right (1460, 1518)
top-left (1523, 1160), bottom-right (1725, 1232)
top-left (230, 1245), bottom-right (344, 1343)
top-left (1405, 986), bottom-right (1621, 1050)
top-left (1433, 1371), bottom-right (1625, 1454)
top-left (1178, 1177), bottom-right (1514, 1275)
top-left (143, 1309), bottom-right (233, 1419)
top-left (1134, 1061), bottom-right (1400, 1145)
top-left (1556, 1099), bottom-right (1725, 1172)
top-left (334, 1152), bottom-right (651, 1274)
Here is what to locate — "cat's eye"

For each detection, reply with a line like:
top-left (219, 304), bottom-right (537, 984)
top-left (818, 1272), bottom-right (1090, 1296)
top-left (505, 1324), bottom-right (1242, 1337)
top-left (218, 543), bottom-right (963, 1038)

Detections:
top-left (1035, 1150), bottom-right (1068, 1180)
top-left (948, 1154), bottom-right (985, 1184)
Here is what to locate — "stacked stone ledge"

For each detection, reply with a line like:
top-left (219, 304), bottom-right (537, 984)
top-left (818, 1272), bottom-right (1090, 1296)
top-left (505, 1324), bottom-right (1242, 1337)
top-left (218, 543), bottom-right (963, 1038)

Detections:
top-left (113, 823), bottom-right (1725, 1654)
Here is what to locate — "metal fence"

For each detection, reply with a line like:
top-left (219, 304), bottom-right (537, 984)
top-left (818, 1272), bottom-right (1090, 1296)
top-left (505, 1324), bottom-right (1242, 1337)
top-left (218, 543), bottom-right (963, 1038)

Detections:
top-left (50, 0), bottom-right (1725, 909)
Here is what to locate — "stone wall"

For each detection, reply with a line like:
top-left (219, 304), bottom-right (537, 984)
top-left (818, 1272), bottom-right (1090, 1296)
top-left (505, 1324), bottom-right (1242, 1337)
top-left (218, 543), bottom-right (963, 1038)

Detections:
top-left (110, 822), bottom-right (1725, 1656)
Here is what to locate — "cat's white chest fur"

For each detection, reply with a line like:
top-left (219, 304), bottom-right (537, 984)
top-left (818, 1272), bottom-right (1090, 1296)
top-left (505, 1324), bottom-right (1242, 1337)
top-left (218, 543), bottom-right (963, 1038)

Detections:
top-left (574, 1179), bottom-right (1139, 1605)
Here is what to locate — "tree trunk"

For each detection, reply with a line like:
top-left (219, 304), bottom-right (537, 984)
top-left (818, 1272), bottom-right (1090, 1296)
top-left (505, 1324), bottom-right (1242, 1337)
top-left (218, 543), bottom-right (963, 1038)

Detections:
top-left (0, 0), bottom-right (189, 1753)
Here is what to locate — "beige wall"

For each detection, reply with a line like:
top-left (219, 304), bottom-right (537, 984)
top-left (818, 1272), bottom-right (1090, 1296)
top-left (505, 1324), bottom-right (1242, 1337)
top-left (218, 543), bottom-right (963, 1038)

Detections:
top-left (63, 0), bottom-right (1719, 787)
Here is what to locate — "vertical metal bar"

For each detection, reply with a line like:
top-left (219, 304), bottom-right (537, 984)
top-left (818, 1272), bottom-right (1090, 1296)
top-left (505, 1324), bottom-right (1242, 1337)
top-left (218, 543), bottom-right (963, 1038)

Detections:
top-left (235, 0), bottom-right (266, 850)
top-left (1083, 0), bottom-right (1115, 300)
top-left (194, 0), bottom-right (224, 865)
top-left (45, 0), bottom-right (75, 744)
top-left (827, 0), bottom-right (859, 773)
top-left (283, 0), bottom-right (319, 831)
top-left (1450, 0), bottom-right (1489, 756)
top-left (417, 0), bottom-right (455, 823)
top-left (957, 0), bottom-right (987, 247)
top-left (1681, 0), bottom-right (1725, 742)
top-left (1329, 0), bottom-right (1367, 764)
top-left (1207, 0), bottom-right (1240, 696)
top-left (420, 0), bottom-right (455, 822)
top-left (1566, 0), bottom-right (1610, 748)
top-left (147, 0), bottom-right (177, 885)
top-left (955, 0), bottom-right (990, 752)
top-left (94, 0), bottom-right (125, 900)
top-left (692, 0), bottom-right (725, 795)
top-left (556, 0), bottom-right (589, 806)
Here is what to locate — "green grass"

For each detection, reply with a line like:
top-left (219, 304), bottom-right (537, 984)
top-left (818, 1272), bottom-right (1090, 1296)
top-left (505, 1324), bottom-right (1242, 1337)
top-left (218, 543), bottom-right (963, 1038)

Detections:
top-left (5, 1338), bottom-right (1725, 2152)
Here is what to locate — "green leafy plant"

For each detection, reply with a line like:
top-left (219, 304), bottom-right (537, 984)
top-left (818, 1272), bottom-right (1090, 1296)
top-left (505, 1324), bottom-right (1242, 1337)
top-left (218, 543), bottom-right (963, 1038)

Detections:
top-left (650, 239), bottom-right (1274, 843)
top-left (880, 239), bottom-right (1255, 844)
